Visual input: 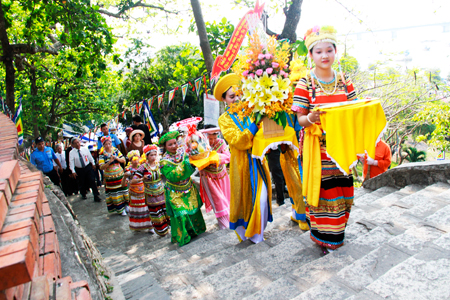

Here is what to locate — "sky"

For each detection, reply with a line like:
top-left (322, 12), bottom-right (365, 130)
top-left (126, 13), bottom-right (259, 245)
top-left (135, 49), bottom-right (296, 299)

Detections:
top-left (106, 0), bottom-right (450, 77)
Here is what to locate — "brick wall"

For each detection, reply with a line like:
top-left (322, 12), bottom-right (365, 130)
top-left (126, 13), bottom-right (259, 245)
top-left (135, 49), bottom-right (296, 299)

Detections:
top-left (0, 113), bottom-right (92, 300)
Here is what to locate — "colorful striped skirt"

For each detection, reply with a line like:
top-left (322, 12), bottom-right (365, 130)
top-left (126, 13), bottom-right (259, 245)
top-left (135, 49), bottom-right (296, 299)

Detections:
top-left (129, 182), bottom-right (152, 231)
top-left (145, 193), bottom-right (170, 236)
top-left (305, 174), bottom-right (354, 250)
top-left (104, 164), bottom-right (129, 214)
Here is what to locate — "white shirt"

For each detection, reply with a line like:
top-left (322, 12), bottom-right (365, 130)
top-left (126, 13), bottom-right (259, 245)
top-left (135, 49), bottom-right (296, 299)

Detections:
top-left (54, 152), bottom-right (67, 169)
top-left (69, 147), bottom-right (95, 173)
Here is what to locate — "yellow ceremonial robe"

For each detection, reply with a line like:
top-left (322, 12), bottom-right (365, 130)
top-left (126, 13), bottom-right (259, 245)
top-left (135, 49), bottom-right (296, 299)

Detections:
top-left (218, 112), bottom-right (272, 234)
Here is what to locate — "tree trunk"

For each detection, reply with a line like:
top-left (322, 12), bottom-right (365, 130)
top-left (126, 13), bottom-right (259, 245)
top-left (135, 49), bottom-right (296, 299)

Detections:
top-left (29, 64), bottom-right (39, 137)
top-left (0, 1), bottom-right (15, 113)
top-left (279, 0), bottom-right (303, 43)
top-left (190, 0), bottom-right (213, 73)
top-left (262, 0), bottom-right (303, 43)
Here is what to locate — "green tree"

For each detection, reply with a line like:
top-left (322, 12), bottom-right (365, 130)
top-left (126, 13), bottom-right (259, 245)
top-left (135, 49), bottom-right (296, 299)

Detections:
top-left (402, 146), bottom-right (427, 162)
top-left (120, 42), bottom-right (206, 131)
top-left (351, 67), bottom-right (448, 163)
top-left (414, 102), bottom-right (450, 151)
top-left (13, 48), bottom-right (118, 140)
top-left (0, 0), bottom-right (114, 112)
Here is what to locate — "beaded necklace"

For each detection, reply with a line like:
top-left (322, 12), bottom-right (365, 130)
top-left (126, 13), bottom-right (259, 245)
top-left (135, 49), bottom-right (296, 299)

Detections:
top-left (312, 69), bottom-right (338, 95)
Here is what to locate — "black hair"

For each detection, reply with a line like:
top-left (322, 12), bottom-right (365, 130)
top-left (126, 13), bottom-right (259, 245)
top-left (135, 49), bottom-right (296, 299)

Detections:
top-left (204, 124), bottom-right (216, 129)
top-left (221, 87), bottom-right (232, 100)
top-left (132, 115), bottom-right (142, 123)
top-left (100, 123), bottom-right (107, 129)
top-left (309, 43), bottom-right (336, 54)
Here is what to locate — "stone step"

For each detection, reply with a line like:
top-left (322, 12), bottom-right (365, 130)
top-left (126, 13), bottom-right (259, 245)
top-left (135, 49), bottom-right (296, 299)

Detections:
top-left (98, 246), bottom-right (170, 300)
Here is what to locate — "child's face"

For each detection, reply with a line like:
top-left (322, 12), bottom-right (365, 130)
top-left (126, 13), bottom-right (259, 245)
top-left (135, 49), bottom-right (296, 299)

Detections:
top-left (165, 139), bottom-right (178, 154)
top-left (311, 42), bottom-right (336, 71)
top-left (131, 157), bottom-right (139, 167)
top-left (147, 152), bottom-right (157, 163)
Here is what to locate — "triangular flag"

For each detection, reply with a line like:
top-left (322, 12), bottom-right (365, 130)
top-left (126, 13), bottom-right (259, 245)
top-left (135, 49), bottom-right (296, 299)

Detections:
top-left (158, 93), bottom-right (164, 109)
top-left (203, 75), bottom-right (208, 95)
top-left (194, 77), bottom-right (202, 100)
top-left (181, 83), bottom-right (189, 104)
top-left (131, 105), bottom-right (136, 116)
top-left (143, 100), bottom-right (159, 137)
top-left (135, 102), bottom-right (140, 114)
top-left (168, 89), bottom-right (175, 107)
top-left (138, 101), bottom-right (143, 114)
top-left (13, 97), bottom-right (23, 145)
top-left (150, 96), bottom-right (156, 109)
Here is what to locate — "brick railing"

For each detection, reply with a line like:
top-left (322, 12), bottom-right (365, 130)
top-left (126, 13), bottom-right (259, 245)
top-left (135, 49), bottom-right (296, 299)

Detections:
top-left (0, 113), bottom-right (91, 300)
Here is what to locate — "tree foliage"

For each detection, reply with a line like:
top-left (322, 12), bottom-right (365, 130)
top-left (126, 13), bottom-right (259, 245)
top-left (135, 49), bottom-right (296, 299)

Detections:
top-left (349, 65), bottom-right (449, 163)
top-left (0, 0), bottom-right (114, 111)
top-left (120, 42), bottom-right (206, 131)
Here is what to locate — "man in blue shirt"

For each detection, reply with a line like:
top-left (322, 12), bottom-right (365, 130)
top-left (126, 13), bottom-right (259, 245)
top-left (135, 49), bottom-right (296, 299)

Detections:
top-left (97, 123), bottom-right (121, 150)
top-left (30, 136), bottom-right (62, 186)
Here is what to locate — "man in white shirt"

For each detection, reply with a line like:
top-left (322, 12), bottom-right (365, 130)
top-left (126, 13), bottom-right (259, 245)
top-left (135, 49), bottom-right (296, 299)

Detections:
top-left (69, 138), bottom-right (101, 202)
top-left (55, 144), bottom-right (70, 196)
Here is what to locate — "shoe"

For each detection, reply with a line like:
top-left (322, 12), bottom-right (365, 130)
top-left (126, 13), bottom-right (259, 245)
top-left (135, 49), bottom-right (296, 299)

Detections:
top-left (121, 210), bottom-right (127, 216)
top-left (125, 205), bottom-right (130, 213)
top-left (94, 197), bottom-right (101, 202)
top-left (299, 221), bottom-right (309, 231)
top-left (81, 195), bottom-right (87, 200)
top-left (149, 229), bottom-right (155, 234)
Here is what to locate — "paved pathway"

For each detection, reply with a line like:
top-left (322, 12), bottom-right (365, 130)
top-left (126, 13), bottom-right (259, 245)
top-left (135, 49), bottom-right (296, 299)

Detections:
top-left (68, 182), bottom-right (450, 299)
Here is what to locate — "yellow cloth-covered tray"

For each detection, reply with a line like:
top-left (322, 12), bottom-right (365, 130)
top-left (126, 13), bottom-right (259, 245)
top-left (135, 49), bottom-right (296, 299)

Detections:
top-left (252, 125), bottom-right (299, 160)
top-left (189, 151), bottom-right (220, 171)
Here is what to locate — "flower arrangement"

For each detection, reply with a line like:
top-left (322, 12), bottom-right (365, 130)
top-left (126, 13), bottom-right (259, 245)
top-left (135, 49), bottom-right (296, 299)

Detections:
top-left (185, 128), bottom-right (210, 159)
top-left (229, 33), bottom-right (294, 127)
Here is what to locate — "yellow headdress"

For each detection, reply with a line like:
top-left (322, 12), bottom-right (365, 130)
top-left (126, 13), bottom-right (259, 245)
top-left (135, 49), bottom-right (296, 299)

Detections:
top-left (304, 25), bottom-right (337, 51)
top-left (213, 73), bottom-right (240, 102)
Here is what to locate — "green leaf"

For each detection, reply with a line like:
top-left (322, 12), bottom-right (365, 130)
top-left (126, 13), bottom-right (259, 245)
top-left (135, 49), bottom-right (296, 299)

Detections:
top-left (297, 40), bottom-right (308, 56)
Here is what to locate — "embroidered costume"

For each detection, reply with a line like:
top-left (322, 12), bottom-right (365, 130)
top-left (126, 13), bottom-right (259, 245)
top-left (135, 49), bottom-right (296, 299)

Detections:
top-left (160, 141), bottom-right (206, 246)
top-left (124, 150), bottom-right (152, 231)
top-left (99, 147), bottom-right (129, 214)
top-left (199, 137), bottom-right (231, 229)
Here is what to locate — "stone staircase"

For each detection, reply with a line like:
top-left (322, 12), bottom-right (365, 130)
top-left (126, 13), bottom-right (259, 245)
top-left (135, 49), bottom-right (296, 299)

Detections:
top-left (72, 175), bottom-right (450, 299)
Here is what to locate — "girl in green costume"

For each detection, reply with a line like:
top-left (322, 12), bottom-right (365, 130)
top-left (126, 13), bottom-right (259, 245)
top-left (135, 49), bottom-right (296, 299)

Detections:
top-left (159, 131), bottom-right (206, 246)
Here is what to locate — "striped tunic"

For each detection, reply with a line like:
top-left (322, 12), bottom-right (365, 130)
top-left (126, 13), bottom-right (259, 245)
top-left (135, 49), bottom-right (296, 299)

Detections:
top-left (99, 148), bottom-right (129, 214)
top-left (293, 73), bottom-right (356, 250)
top-left (136, 162), bottom-right (170, 236)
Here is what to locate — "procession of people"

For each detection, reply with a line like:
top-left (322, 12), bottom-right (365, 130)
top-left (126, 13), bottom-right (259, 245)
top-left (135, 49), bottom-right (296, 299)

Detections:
top-left (29, 25), bottom-right (390, 254)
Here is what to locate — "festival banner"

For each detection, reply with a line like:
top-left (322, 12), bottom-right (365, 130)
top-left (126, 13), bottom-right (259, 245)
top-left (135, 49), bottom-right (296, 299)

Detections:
top-left (114, 115), bottom-right (119, 127)
top-left (138, 101), bottom-right (143, 114)
top-left (158, 93), bottom-right (164, 109)
top-left (210, 0), bottom-right (265, 83)
top-left (143, 99), bottom-right (159, 137)
top-left (437, 151), bottom-right (445, 160)
top-left (13, 97), bottom-right (24, 145)
top-left (168, 89), bottom-right (175, 107)
top-left (181, 83), bottom-right (189, 104)
top-left (122, 110), bottom-right (126, 120)
top-left (194, 77), bottom-right (202, 100)
top-left (131, 105), bottom-right (136, 116)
